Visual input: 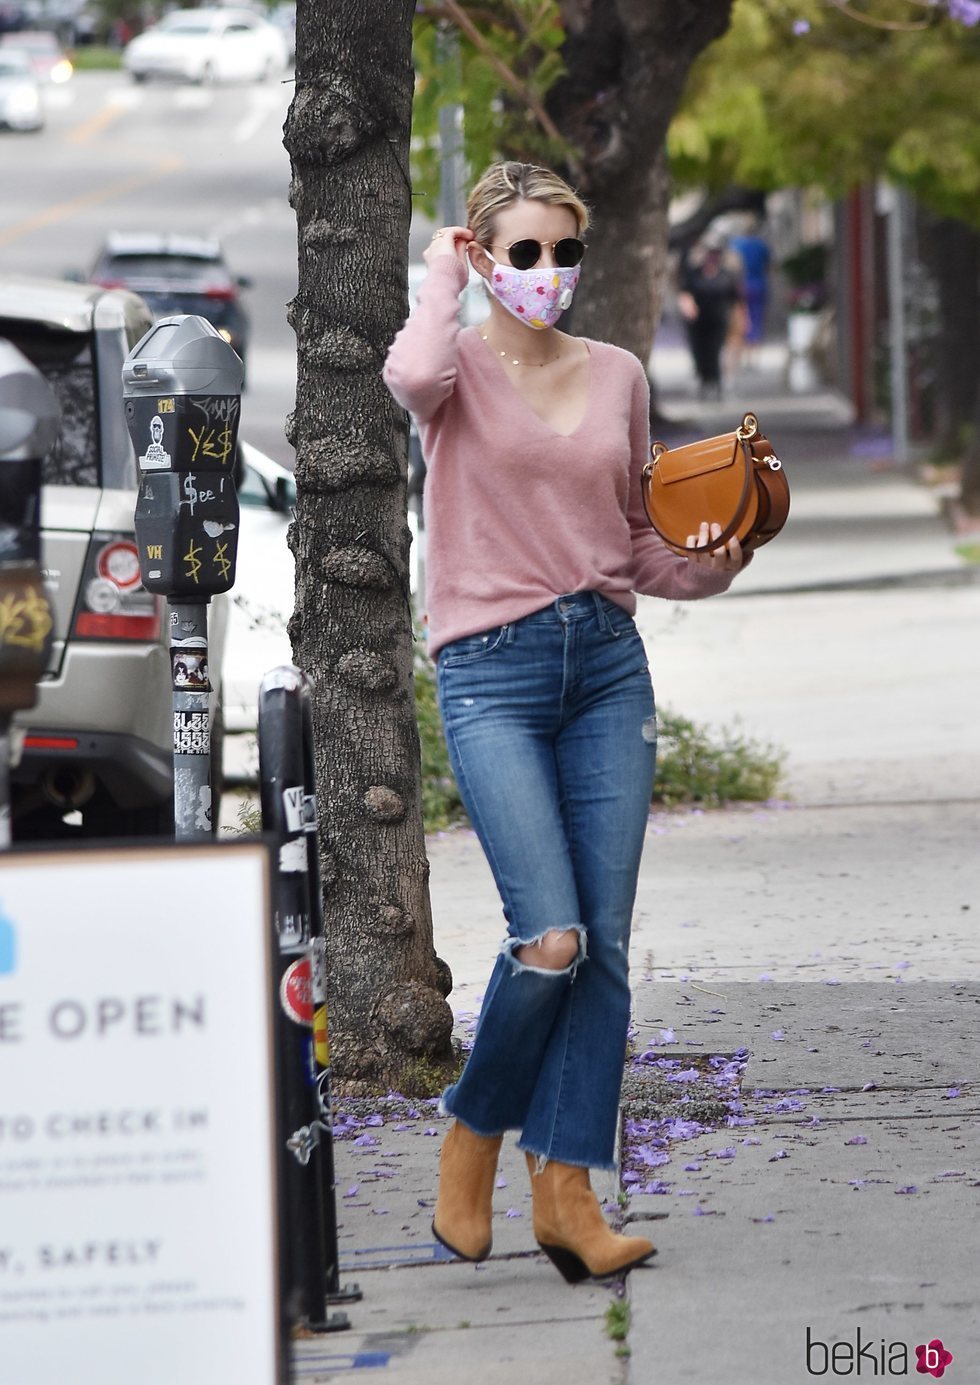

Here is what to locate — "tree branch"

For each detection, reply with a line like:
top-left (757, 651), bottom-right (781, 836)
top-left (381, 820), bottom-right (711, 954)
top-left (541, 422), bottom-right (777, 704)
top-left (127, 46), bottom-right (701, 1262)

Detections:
top-left (825, 0), bottom-right (931, 31)
top-left (438, 0), bottom-right (579, 174)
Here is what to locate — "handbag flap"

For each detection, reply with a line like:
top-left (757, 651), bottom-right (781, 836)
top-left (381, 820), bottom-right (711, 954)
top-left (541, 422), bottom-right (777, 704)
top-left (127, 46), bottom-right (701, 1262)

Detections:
top-left (656, 433), bottom-right (739, 484)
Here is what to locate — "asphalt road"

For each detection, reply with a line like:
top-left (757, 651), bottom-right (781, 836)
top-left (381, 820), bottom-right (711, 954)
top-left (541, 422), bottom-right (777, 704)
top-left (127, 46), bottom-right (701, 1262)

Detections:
top-left (0, 68), bottom-right (298, 467)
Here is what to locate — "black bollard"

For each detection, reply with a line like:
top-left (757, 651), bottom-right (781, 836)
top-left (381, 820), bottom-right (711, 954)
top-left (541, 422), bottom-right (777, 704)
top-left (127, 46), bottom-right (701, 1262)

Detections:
top-left (258, 665), bottom-right (350, 1333)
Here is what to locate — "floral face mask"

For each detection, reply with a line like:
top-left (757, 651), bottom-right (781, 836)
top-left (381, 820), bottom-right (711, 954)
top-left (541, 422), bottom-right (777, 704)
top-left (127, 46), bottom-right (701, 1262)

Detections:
top-left (482, 254), bottom-right (581, 330)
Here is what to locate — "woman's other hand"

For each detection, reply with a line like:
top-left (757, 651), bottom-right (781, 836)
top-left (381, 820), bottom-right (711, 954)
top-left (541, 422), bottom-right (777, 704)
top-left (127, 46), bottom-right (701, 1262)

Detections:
top-left (685, 521), bottom-right (744, 570)
top-left (424, 225), bottom-right (474, 269)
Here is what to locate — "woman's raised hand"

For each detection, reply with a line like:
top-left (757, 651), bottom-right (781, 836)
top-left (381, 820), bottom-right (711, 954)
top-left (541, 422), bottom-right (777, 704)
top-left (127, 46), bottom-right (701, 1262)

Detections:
top-left (685, 521), bottom-right (744, 571)
top-left (424, 225), bottom-right (474, 269)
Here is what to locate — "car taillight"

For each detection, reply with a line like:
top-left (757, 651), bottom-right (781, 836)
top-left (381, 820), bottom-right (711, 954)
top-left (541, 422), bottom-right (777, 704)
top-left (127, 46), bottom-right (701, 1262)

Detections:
top-left (203, 284), bottom-right (237, 301)
top-left (71, 535), bottom-right (163, 642)
top-left (92, 277), bottom-right (126, 290)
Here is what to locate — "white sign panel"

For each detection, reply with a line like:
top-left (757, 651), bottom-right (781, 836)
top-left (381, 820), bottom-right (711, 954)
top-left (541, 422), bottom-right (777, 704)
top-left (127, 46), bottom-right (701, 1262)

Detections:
top-left (0, 842), bottom-right (283, 1385)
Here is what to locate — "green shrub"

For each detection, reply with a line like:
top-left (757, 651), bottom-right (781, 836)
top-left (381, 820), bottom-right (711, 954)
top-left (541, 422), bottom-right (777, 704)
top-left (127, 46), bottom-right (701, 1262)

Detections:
top-left (70, 46), bottom-right (123, 70)
top-left (414, 655), bottom-right (466, 832)
top-left (413, 651), bottom-right (785, 827)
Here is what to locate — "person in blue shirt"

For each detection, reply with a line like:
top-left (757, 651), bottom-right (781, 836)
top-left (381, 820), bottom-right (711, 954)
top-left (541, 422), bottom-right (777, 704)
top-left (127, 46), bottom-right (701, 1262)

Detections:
top-left (730, 218), bottom-right (771, 346)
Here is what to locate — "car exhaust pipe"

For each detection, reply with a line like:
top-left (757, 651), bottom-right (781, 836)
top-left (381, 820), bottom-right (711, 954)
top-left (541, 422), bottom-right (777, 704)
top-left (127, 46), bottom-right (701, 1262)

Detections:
top-left (42, 765), bottom-right (96, 810)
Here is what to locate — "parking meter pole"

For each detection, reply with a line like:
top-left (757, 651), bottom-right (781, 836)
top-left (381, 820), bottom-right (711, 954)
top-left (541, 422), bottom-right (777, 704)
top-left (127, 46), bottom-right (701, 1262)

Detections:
top-left (258, 667), bottom-right (350, 1335)
top-left (0, 342), bottom-right (60, 852)
top-left (301, 691), bottom-right (361, 1307)
top-left (122, 315), bottom-right (243, 838)
top-left (170, 598), bottom-right (213, 839)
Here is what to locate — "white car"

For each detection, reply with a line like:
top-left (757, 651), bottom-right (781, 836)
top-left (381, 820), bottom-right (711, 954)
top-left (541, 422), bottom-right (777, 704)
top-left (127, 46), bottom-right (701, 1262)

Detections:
top-left (123, 8), bottom-right (290, 85)
top-left (0, 49), bottom-right (44, 131)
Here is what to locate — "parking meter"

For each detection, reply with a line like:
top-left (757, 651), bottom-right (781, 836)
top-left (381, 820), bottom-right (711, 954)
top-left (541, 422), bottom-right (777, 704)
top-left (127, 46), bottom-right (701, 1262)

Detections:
top-left (0, 339), bottom-right (60, 846)
top-left (122, 316), bottom-right (244, 840)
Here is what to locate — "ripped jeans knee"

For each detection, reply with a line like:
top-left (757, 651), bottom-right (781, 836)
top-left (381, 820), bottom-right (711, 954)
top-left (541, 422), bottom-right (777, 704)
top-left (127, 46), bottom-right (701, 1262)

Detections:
top-left (503, 925), bottom-right (587, 975)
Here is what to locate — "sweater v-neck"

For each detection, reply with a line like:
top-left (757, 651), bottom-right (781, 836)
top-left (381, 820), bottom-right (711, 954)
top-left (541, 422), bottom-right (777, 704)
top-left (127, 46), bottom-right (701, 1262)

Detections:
top-left (466, 328), bottom-right (596, 439)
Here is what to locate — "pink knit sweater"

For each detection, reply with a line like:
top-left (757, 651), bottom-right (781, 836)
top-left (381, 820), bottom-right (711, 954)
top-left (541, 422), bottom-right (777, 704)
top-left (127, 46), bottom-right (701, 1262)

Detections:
top-left (384, 257), bottom-right (744, 657)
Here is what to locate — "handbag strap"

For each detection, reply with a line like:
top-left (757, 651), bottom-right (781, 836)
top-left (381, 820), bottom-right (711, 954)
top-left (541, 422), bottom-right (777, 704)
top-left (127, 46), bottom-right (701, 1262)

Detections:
top-left (642, 413), bottom-right (759, 553)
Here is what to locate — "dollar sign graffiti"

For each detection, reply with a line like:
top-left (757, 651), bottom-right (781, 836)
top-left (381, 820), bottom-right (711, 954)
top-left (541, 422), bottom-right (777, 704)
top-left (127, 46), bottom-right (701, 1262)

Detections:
top-left (213, 540), bottom-right (231, 583)
top-left (183, 472), bottom-right (198, 514)
top-left (184, 539), bottom-right (202, 585)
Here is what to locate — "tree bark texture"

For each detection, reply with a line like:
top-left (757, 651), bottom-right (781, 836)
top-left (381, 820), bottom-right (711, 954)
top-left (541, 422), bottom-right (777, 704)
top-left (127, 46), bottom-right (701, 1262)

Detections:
top-left (283, 0), bottom-right (454, 1092)
top-left (546, 0), bottom-right (734, 363)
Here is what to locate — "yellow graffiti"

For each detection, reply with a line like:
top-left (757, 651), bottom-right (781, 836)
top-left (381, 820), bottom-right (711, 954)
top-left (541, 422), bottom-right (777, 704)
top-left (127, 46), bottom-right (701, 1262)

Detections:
top-left (187, 425), bottom-right (234, 466)
top-left (157, 398), bottom-right (175, 413)
top-left (146, 544), bottom-right (163, 560)
top-left (183, 539), bottom-right (202, 585)
top-left (213, 540), bottom-right (231, 584)
top-left (0, 587), bottom-right (53, 653)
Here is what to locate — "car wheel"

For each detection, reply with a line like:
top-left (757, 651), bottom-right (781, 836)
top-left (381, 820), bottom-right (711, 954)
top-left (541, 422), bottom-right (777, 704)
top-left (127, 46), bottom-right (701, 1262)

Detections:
top-left (131, 71), bottom-right (148, 83)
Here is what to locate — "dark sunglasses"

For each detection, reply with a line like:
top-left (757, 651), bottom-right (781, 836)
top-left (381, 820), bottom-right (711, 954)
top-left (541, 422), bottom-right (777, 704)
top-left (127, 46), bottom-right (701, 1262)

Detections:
top-left (487, 237), bottom-right (586, 272)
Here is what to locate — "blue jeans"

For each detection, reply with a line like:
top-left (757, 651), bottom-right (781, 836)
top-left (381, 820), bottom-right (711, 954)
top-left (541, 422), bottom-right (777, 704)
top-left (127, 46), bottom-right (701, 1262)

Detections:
top-left (436, 591), bottom-right (656, 1170)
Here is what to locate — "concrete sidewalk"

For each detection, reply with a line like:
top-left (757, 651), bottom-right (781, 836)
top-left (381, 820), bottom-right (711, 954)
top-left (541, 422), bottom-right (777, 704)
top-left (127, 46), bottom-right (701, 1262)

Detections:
top-left (292, 347), bottom-right (980, 1384)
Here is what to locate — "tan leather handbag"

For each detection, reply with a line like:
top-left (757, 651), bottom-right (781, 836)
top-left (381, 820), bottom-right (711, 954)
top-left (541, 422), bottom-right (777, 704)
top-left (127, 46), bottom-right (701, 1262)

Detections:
top-left (641, 412), bottom-right (790, 554)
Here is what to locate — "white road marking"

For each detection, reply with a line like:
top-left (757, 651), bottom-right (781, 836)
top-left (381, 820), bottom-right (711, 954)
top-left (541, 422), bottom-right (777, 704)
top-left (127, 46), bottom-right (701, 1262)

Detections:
top-left (233, 87), bottom-right (285, 144)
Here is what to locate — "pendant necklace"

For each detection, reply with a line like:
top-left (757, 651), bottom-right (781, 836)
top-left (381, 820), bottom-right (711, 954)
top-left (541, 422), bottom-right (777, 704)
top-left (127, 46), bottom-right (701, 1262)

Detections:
top-left (481, 332), bottom-right (562, 368)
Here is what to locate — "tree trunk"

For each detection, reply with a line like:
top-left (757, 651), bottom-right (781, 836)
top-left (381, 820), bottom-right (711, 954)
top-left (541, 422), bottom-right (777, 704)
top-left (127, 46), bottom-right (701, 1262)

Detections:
top-left (547, 0), bottom-right (734, 362)
top-left (921, 215), bottom-right (980, 513)
top-left (283, 0), bottom-right (455, 1092)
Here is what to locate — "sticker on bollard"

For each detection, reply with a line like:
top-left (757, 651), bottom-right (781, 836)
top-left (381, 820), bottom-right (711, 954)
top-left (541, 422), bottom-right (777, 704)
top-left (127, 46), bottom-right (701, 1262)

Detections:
top-left (280, 956), bottom-right (314, 1026)
top-left (174, 709), bottom-right (210, 755)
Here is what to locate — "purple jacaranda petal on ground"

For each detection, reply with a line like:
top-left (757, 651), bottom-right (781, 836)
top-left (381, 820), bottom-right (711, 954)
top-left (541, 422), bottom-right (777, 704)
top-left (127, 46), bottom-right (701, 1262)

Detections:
top-left (803, 1117), bottom-right (822, 1128)
top-left (709, 1147), bottom-right (737, 1160)
top-left (769, 1150), bottom-right (789, 1161)
top-left (344, 1184), bottom-right (360, 1198)
top-left (693, 1205), bottom-right (718, 1216)
top-left (423, 1127), bottom-right (440, 1136)
top-left (392, 1123), bottom-right (411, 1132)
top-left (895, 960), bottom-right (911, 969)
top-left (643, 1180), bottom-right (671, 1195)
top-left (677, 1190), bottom-right (696, 1196)
top-left (936, 1171), bottom-right (966, 1178)
top-left (824, 978), bottom-right (841, 986)
top-left (821, 1087), bottom-right (841, 1093)
top-left (495, 1176), bottom-right (507, 1188)
top-left (353, 1134), bottom-right (379, 1147)
top-left (371, 1208), bottom-right (389, 1215)
top-left (636, 1149), bottom-right (671, 1168)
top-left (684, 1162), bottom-right (702, 1172)
top-left (660, 1027), bottom-right (677, 1044)
top-left (666, 1067), bottom-right (702, 1083)
top-left (505, 1208), bottom-right (523, 1218)
top-left (943, 1088), bottom-right (962, 1099)
top-left (845, 1135), bottom-right (869, 1145)
top-left (849, 1180), bottom-right (867, 1188)
top-left (862, 1083), bottom-right (877, 1092)
top-left (752, 1214), bottom-right (776, 1223)
top-left (622, 1171), bottom-right (641, 1184)
top-left (753, 1089), bottom-right (777, 1098)
top-left (364, 1113), bottom-right (385, 1127)
top-left (771, 1030), bottom-right (786, 1041)
top-left (772, 1098), bottom-right (806, 1113)
top-left (665, 1118), bottom-right (712, 1139)
top-left (895, 1186), bottom-right (919, 1195)
top-left (727, 1116), bottom-right (756, 1127)
top-left (742, 1138), bottom-right (762, 1146)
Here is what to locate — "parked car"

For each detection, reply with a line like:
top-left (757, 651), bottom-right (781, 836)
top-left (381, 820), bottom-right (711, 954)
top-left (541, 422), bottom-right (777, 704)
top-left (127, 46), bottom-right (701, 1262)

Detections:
top-left (0, 46), bottom-right (43, 129)
top-left (0, 29), bottom-right (72, 83)
top-left (0, 275), bottom-right (292, 840)
top-left (87, 233), bottom-right (251, 375)
top-left (122, 7), bottom-right (289, 84)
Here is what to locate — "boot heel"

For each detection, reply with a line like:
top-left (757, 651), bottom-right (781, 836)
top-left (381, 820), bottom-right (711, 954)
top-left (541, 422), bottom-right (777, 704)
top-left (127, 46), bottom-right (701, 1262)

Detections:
top-left (432, 1218), bottom-right (491, 1264)
top-left (538, 1242), bottom-right (590, 1285)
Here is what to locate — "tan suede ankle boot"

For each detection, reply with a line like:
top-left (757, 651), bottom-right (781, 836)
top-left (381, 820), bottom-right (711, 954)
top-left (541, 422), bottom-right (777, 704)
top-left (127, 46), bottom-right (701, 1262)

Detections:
top-left (432, 1121), bottom-right (504, 1262)
top-left (526, 1153), bottom-right (657, 1283)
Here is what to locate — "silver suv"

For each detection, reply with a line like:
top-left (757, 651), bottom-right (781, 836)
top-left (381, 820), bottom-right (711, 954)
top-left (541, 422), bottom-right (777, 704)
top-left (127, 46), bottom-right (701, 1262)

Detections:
top-left (1, 275), bottom-right (227, 840)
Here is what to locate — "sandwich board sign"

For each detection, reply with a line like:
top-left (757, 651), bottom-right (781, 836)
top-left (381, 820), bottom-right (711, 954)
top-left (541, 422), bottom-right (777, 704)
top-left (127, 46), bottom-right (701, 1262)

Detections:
top-left (0, 840), bottom-right (286, 1385)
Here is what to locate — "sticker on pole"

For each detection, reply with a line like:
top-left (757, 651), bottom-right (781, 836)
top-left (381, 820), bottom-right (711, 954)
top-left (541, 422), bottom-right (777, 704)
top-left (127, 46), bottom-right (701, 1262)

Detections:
top-left (282, 785), bottom-right (317, 835)
top-left (313, 1006), bottom-right (330, 1067)
top-left (280, 957), bottom-right (313, 1026)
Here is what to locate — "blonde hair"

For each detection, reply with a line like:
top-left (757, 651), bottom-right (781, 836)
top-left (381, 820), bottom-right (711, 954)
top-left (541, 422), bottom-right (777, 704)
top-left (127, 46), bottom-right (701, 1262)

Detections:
top-left (466, 162), bottom-right (590, 246)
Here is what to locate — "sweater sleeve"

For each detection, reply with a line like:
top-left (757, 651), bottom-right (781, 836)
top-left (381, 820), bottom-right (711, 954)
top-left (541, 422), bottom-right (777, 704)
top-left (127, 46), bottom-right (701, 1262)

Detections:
top-left (625, 360), bottom-right (748, 600)
top-left (382, 256), bottom-right (470, 423)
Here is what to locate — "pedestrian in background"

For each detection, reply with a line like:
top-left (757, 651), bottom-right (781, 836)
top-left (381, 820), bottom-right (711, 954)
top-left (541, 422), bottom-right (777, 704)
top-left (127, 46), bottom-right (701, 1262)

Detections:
top-left (383, 161), bottom-right (749, 1284)
top-left (730, 215), bottom-right (772, 350)
top-left (677, 227), bottom-right (744, 398)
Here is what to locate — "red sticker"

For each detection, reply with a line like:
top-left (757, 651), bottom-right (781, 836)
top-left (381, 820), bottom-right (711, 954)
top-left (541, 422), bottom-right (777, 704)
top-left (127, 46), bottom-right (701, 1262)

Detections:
top-left (280, 957), bottom-right (313, 1026)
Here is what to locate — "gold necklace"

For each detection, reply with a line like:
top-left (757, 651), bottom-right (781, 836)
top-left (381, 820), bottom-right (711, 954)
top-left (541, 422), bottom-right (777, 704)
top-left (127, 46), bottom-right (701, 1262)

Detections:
top-left (481, 332), bottom-right (562, 368)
